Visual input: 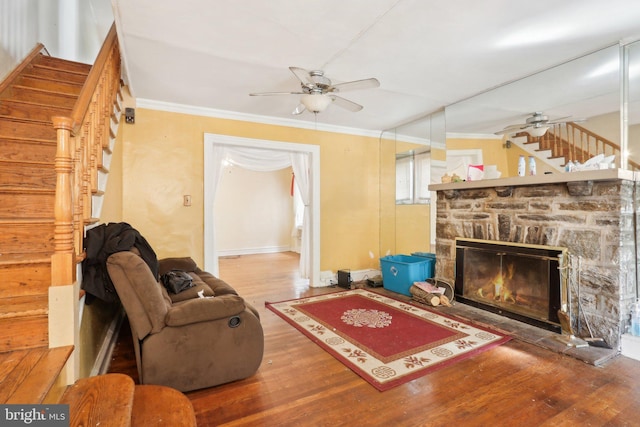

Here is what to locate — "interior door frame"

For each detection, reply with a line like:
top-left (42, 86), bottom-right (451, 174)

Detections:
top-left (203, 133), bottom-right (321, 286)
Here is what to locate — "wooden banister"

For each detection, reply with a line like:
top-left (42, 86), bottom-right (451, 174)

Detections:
top-left (527, 121), bottom-right (640, 171)
top-left (69, 25), bottom-right (119, 136)
top-left (51, 22), bottom-right (121, 287)
top-left (0, 43), bottom-right (45, 95)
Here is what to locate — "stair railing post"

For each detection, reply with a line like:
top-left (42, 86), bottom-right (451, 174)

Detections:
top-left (51, 116), bottom-right (76, 286)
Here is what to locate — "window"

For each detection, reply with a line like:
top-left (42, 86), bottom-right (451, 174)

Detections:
top-left (396, 149), bottom-right (431, 205)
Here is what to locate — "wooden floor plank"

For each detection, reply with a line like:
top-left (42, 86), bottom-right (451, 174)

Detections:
top-left (108, 252), bottom-right (640, 426)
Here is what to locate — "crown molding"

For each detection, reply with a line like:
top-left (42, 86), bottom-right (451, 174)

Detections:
top-left (446, 132), bottom-right (502, 140)
top-left (135, 98), bottom-right (383, 139)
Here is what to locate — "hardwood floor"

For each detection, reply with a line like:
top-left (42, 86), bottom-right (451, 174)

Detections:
top-left (108, 252), bottom-right (640, 426)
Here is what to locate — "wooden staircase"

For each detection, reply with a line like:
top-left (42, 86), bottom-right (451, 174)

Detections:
top-left (0, 52), bottom-right (92, 354)
top-left (517, 121), bottom-right (640, 171)
top-left (0, 25), bottom-right (199, 425)
top-left (0, 23), bottom-right (122, 406)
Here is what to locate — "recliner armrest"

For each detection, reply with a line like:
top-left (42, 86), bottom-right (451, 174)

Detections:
top-left (164, 294), bottom-right (247, 326)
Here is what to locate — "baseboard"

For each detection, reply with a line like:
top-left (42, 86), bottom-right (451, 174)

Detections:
top-left (218, 246), bottom-right (291, 257)
top-left (90, 308), bottom-right (125, 376)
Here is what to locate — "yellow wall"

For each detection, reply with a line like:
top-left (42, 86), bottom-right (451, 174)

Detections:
top-left (378, 136), bottom-right (396, 258)
top-left (113, 105), bottom-right (383, 273)
top-left (395, 204), bottom-right (430, 255)
top-left (446, 137), bottom-right (510, 176)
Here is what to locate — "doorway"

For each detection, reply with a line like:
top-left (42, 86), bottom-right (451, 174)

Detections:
top-left (203, 133), bottom-right (321, 286)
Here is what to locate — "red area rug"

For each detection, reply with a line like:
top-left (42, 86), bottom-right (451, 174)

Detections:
top-left (266, 289), bottom-right (510, 391)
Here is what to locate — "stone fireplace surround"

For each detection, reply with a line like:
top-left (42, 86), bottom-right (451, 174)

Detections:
top-left (429, 169), bottom-right (639, 354)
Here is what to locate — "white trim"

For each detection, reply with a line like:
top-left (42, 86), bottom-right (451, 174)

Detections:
top-left (204, 133), bottom-right (321, 286)
top-left (90, 309), bottom-right (125, 376)
top-left (138, 98), bottom-right (381, 138)
top-left (218, 246), bottom-right (292, 257)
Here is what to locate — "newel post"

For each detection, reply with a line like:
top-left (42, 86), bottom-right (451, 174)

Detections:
top-left (51, 116), bottom-right (76, 286)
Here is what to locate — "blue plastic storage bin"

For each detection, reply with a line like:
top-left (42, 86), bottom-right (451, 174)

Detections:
top-left (379, 254), bottom-right (435, 297)
top-left (411, 252), bottom-right (436, 261)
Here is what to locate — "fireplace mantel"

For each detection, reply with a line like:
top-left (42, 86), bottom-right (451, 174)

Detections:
top-left (429, 168), bottom-right (637, 192)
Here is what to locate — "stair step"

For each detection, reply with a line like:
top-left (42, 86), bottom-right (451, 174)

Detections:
top-left (27, 64), bottom-right (89, 85)
top-left (34, 55), bottom-right (91, 75)
top-left (60, 373), bottom-right (135, 426)
top-left (0, 119), bottom-right (56, 141)
top-left (7, 86), bottom-right (77, 109)
top-left (17, 75), bottom-right (83, 96)
top-left (0, 345), bottom-right (74, 404)
top-left (0, 161), bottom-right (55, 190)
top-left (0, 219), bottom-right (55, 254)
top-left (0, 256), bottom-right (51, 298)
top-left (0, 294), bottom-right (48, 320)
top-left (0, 137), bottom-right (57, 163)
top-left (0, 190), bottom-right (55, 220)
top-left (0, 312), bottom-right (48, 352)
top-left (0, 99), bottom-right (72, 123)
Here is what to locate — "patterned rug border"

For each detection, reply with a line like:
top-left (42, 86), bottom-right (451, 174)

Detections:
top-left (265, 289), bottom-right (511, 391)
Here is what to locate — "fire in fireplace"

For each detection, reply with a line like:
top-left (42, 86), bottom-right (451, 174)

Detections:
top-left (454, 238), bottom-right (567, 333)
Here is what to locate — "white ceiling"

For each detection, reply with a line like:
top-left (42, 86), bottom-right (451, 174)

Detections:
top-left (112, 0), bottom-right (640, 136)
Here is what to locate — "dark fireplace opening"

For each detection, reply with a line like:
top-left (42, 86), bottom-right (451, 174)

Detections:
top-left (455, 238), bottom-right (566, 333)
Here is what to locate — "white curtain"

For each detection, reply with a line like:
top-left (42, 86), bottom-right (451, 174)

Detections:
top-left (290, 152), bottom-right (311, 278)
top-left (211, 146), bottom-right (311, 279)
top-left (224, 147), bottom-right (292, 171)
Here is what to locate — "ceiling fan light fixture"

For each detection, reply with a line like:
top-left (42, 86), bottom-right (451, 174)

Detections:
top-left (527, 125), bottom-right (549, 137)
top-left (301, 93), bottom-right (332, 113)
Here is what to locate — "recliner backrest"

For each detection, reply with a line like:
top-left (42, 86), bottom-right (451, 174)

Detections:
top-left (107, 251), bottom-right (169, 339)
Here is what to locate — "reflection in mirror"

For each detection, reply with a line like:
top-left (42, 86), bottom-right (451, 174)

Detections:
top-left (445, 44), bottom-right (626, 173)
top-left (379, 110), bottom-right (445, 259)
top-left (628, 40), bottom-right (640, 165)
top-left (396, 149), bottom-right (430, 205)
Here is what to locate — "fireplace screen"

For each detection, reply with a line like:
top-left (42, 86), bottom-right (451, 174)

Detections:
top-left (455, 238), bottom-right (565, 332)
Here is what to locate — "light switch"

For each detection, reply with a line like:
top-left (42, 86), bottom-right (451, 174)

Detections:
top-left (183, 195), bottom-right (192, 206)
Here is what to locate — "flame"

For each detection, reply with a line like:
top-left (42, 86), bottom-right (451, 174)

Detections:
top-left (477, 262), bottom-right (516, 304)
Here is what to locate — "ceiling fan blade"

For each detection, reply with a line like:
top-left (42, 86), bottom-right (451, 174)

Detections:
top-left (292, 104), bottom-right (306, 115)
top-left (331, 78), bottom-right (380, 92)
top-left (249, 91), bottom-right (304, 96)
top-left (546, 116), bottom-right (574, 124)
top-left (494, 124), bottom-right (530, 135)
top-left (289, 67), bottom-right (313, 86)
top-left (330, 95), bottom-right (363, 112)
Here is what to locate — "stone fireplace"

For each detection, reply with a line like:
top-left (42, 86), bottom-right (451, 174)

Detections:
top-left (430, 169), bottom-right (639, 351)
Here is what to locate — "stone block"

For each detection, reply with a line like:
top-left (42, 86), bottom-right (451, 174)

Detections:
top-left (558, 229), bottom-right (601, 260)
top-left (517, 185), bottom-right (565, 198)
top-left (494, 186), bottom-right (513, 197)
top-left (567, 180), bottom-right (593, 196)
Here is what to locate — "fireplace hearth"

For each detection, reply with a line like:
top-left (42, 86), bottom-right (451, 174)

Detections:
top-left (455, 238), bottom-right (565, 333)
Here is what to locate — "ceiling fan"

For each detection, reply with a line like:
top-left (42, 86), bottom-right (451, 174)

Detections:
top-left (249, 67), bottom-right (380, 115)
top-left (495, 112), bottom-right (578, 137)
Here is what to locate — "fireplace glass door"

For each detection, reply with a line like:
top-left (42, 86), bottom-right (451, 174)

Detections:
top-left (455, 239), bottom-right (565, 332)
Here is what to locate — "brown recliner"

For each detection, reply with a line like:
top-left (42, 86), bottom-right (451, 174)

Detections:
top-left (106, 251), bottom-right (264, 392)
